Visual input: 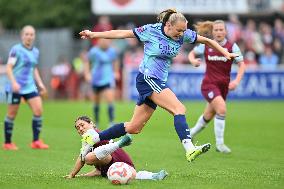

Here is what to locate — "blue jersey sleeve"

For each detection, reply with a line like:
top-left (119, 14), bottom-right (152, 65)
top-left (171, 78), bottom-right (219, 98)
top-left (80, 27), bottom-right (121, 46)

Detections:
top-left (133, 24), bottom-right (152, 42)
top-left (193, 44), bottom-right (205, 55)
top-left (9, 46), bottom-right (18, 58)
top-left (183, 29), bottom-right (197, 44)
top-left (232, 43), bottom-right (244, 63)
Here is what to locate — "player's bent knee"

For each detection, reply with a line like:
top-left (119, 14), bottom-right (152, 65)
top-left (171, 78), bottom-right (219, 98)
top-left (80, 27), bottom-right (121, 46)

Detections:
top-left (85, 153), bottom-right (97, 165)
top-left (7, 112), bottom-right (17, 118)
top-left (216, 108), bottom-right (226, 116)
top-left (33, 110), bottom-right (42, 117)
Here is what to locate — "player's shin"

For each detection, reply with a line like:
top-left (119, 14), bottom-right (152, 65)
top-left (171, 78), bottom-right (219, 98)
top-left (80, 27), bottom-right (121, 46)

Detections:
top-left (190, 115), bottom-right (210, 137)
top-left (93, 142), bottom-right (119, 160)
top-left (4, 116), bottom-right (14, 143)
top-left (32, 116), bottom-right (42, 141)
top-left (98, 123), bottom-right (126, 141)
top-left (214, 114), bottom-right (225, 145)
top-left (108, 103), bottom-right (114, 124)
top-left (93, 104), bottom-right (100, 126)
top-left (93, 134), bottom-right (132, 160)
top-left (174, 115), bottom-right (195, 152)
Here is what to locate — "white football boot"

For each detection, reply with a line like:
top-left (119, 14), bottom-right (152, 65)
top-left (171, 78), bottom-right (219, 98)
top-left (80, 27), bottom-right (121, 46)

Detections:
top-left (216, 144), bottom-right (231, 154)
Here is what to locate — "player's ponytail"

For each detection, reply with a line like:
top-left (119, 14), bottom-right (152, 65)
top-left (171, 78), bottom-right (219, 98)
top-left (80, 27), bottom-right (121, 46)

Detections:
top-left (157, 9), bottom-right (187, 25)
top-left (194, 21), bottom-right (214, 39)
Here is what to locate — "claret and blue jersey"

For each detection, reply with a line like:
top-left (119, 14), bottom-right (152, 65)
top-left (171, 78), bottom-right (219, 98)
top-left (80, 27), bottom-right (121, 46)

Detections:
top-left (5, 43), bottom-right (39, 94)
top-left (133, 23), bottom-right (197, 82)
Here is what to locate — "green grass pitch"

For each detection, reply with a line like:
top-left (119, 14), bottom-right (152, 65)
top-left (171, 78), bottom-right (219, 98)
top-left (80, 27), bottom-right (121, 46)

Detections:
top-left (0, 100), bottom-right (283, 189)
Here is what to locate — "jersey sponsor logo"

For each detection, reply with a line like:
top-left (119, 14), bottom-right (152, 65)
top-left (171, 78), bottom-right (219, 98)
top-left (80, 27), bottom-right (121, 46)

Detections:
top-left (159, 44), bottom-right (179, 56)
top-left (208, 91), bottom-right (214, 99)
top-left (207, 55), bottom-right (227, 62)
top-left (137, 26), bottom-right (147, 33)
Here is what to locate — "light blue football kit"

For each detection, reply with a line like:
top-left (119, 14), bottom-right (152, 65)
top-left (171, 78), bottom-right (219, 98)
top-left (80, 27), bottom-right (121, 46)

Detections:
top-left (88, 46), bottom-right (117, 88)
top-left (5, 43), bottom-right (40, 104)
top-left (133, 23), bottom-right (197, 108)
top-left (88, 46), bottom-right (118, 127)
top-left (4, 43), bottom-right (43, 144)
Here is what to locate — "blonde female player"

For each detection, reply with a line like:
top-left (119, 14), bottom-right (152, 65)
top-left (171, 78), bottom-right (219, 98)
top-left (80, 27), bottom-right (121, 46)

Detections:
top-left (3, 25), bottom-right (48, 150)
top-left (188, 20), bottom-right (245, 153)
top-left (79, 9), bottom-right (238, 163)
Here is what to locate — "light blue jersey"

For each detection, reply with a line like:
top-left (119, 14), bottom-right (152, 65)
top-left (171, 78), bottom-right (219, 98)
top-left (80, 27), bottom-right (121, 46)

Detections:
top-left (6, 43), bottom-right (39, 94)
top-left (133, 23), bottom-right (197, 82)
top-left (193, 39), bottom-right (244, 63)
top-left (88, 46), bottom-right (117, 86)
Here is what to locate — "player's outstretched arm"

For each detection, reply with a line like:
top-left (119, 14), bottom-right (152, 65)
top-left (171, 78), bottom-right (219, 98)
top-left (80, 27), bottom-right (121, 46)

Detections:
top-left (64, 157), bottom-right (85, 179)
top-left (79, 30), bottom-right (135, 40)
top-left (77, 169), bottom-right (101, 177)
top-left (196, 35), bottom-right (238, 60)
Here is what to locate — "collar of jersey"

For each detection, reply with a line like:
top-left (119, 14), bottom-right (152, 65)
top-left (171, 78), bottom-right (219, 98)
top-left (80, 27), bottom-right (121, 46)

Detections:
top-left (21, 43), bottom-right (34, 51)
top-left (161, 23), bottom-right (171, 39)
top-left (217, 38), bottom-right (227, 46)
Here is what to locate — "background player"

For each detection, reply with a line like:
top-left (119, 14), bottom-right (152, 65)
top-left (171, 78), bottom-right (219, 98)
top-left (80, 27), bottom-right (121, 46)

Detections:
top-left (65, 116), bottom-right (168, 181)
top-left (79, 9), bottom-right (238, 163)
top-left (188, 20), bottom-right (246, 153)
top-left (84, 38), bottom-right (119, 128)
top-left (3, 25), bottom-right (49, 150)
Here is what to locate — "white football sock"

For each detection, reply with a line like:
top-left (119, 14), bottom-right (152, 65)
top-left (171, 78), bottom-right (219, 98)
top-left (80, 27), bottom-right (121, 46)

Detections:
top-left (190, 115), bottom-right (208, 137)
top-left (93, 142), bottom-right (119, 160)
top-left (214, 114), bottom-right (225, 145)
top-left (135, 171), bottom-right (155, 180)
top-left (182, 139), bottom-right (196, 152)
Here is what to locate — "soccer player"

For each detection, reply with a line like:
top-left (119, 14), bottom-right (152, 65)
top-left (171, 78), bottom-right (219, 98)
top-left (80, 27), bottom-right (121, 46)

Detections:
top-left (188, 20), bottom-right (246, 153)
top-left (65, 116), bottom-right (168, 181)
top-left (79, 9), bottom-right (238, 162)
top-left (84, 38), bottom-right (119, 128)
top-left (3, 25), bottom-right (49, 150)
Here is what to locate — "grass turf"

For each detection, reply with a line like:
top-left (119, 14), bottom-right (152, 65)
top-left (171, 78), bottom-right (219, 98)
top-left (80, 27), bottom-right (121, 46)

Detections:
top-left (0, 100), bottom-right (283, 189)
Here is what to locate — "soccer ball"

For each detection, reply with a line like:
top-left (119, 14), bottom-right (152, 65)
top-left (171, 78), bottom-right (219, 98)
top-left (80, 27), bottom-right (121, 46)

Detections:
top-left (107, 162), bottom-right (135, 185)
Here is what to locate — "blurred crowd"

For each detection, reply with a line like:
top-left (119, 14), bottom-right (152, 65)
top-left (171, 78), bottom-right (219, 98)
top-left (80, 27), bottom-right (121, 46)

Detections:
top-left (47, 15), bottom-right (284, 100)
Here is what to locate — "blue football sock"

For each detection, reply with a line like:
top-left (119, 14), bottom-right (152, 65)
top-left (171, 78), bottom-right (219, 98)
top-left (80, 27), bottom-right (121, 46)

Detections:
top-left (93, 104), bottom-right (100, 125)
top-left (32, 116), bottom-right (42, 141)
top-left (108, 104), bottom-right (114, 123)
top-left (99, 123), bottom-right (126, 141)
top-left (174, 114), bottom-right (191, 141)
top-left (4, 116), bottom-right (14, 143)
